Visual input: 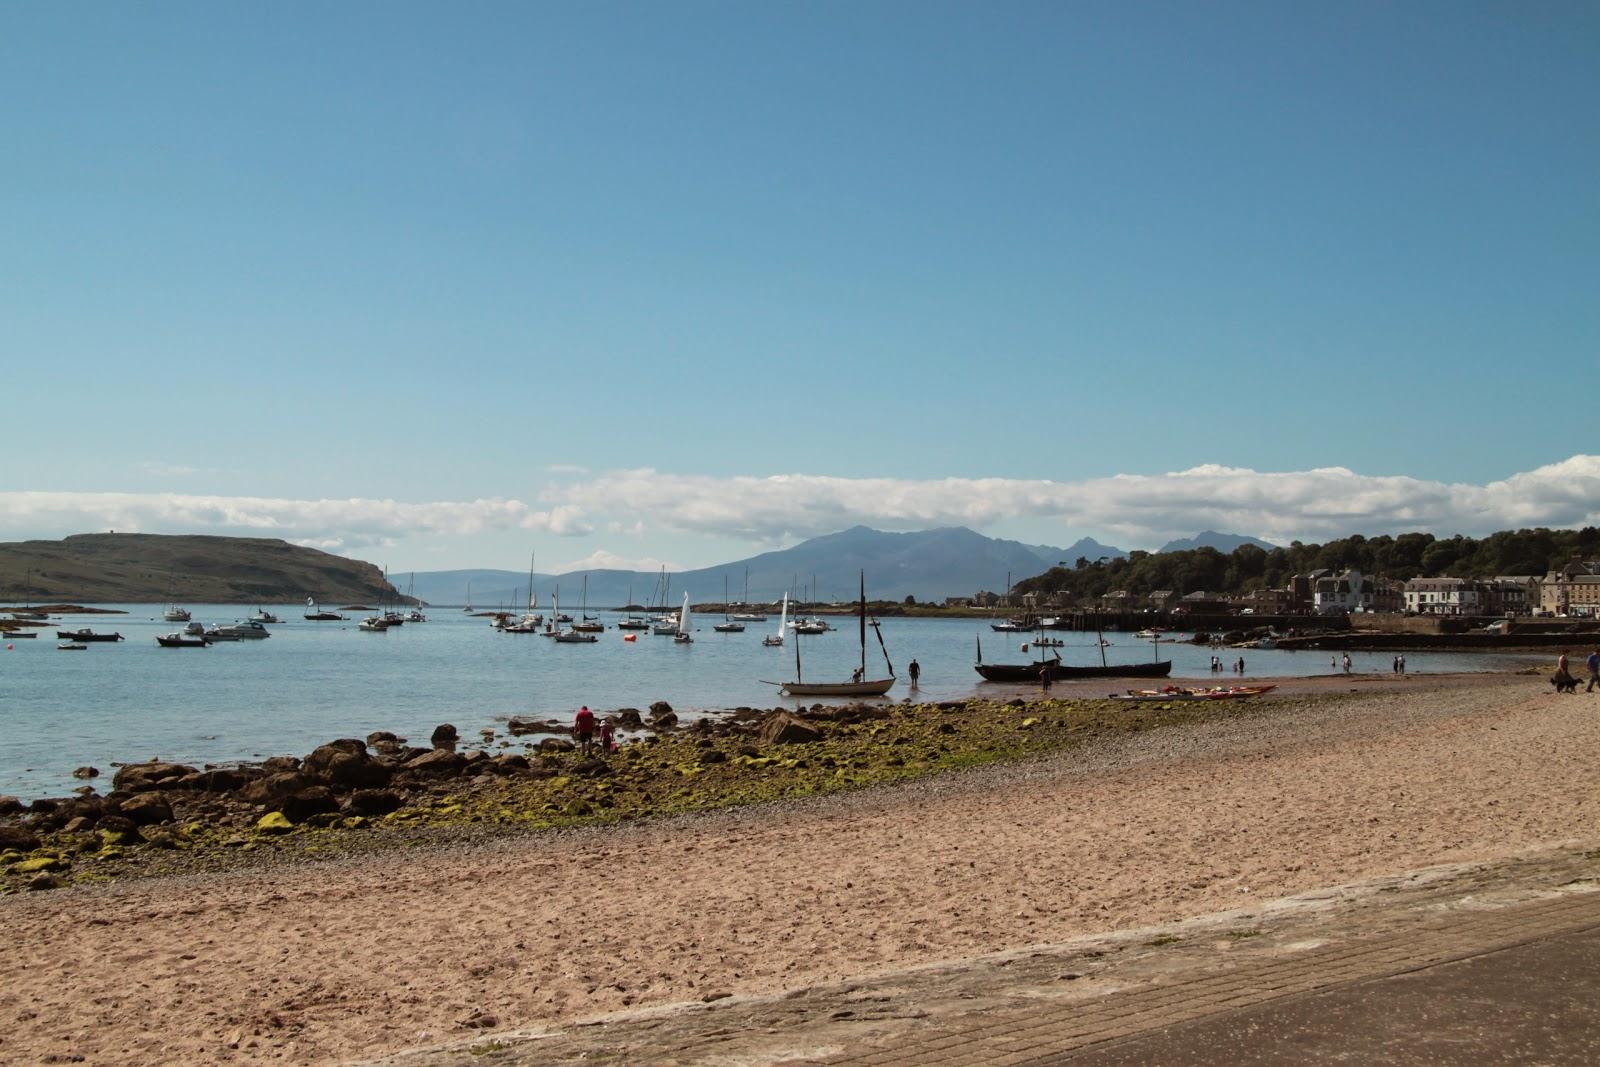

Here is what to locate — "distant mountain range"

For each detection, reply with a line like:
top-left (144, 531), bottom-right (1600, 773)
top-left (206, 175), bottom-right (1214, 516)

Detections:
top-left (408, 526), bottom-right (1124, 607)
top-left (1156, 530), bottom-right (1277, 554)
top-left (0, 526), bottom-right (1275, 606)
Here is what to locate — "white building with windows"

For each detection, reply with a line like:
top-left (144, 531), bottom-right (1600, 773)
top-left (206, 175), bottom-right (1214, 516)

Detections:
top-left (1403, 577), bottom-right (1483, 616)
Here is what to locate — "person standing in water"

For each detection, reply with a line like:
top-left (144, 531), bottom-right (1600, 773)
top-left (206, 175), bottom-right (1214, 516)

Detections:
top-left (908, 658), bottom-right (920, 686)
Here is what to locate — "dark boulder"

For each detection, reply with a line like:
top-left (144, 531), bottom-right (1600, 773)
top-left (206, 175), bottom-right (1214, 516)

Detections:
top-left (29, 798), bottom-right (60, 814)
top-left (366, 730), bottom-right (404, 747)
top-left (96, 814), bottom-right (137, 838)
top-left (261, 755), bottom-right (301, 774)
top-left (119, 792), bottom-right (174, 826)
top-left (649, 701), bottom-right (673, 718)
top-left (758, 712), bottom-right (823, 746)
top-left (278, 786), bottom-right (338, 823)
top-left (0, 796), bottom-right (22, 816)
top-left (650, 710), bottom-right (679, 729)
top-left (491, 753), bottom-right (531, 774)
top-left (343, 789), bottom-right (404, 817)
top-left (506, 717), bottom-right (556, 736)
top-left (430, 724), bottom-right (459, 749)
top-left (616, 708), bottom-right (643, 729)
top-left (112, 762), bottom-right (197, 793)
top-left (404, 749), bottom-right (466, 777)
top-left (538, 737), bottom-right (575, 753)
top-left (304, 741), bottom-right (391, 791)
top-left (0, 825), bottom-right (41, 851)
top-left (72, 766), bottom-right (100, 780)
top-left (177, 768), bottom-right (252, 793)
top-left (241, 772), bottom-right (319, 806)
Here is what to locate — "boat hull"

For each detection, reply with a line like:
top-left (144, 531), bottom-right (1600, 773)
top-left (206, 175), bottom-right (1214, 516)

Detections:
top-left (779, 677), bottom-right (895, 697)
top-left (55, 631), bottom-right (123, 642)
top-left (975, 660), bottom-right (1173, 682)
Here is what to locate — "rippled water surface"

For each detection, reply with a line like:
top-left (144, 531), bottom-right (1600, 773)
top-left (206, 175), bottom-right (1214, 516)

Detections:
top-left (0, 604), bottom-right (1536, 799)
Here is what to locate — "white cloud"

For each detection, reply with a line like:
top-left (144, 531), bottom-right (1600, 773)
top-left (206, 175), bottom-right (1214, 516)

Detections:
top-left (550, 549), bottom-right (681, 573)
top-left (546, 457), bottom-right (1600, 547)
top-left (4, 455), bottom-right (1596, 556)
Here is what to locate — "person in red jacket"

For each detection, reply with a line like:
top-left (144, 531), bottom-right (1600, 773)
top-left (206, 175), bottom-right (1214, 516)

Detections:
top-left (574, 705), bottom-right (596, 756)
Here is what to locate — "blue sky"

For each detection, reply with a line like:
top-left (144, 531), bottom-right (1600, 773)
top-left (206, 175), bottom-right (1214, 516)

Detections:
top-left (3, 2), bottom-right (1596, 572)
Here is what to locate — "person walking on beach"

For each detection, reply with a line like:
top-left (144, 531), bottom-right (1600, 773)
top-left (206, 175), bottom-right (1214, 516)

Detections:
top-left (908, 658), bottom-right (920, 686)
top-left (599, 716), bottom-right (616, 755)
top-left (574, 705), bottom-right (596, 757)
top-left (1586, 649), bottom-right (1600, 693)
top-left (1039, 660), bottom-right (1055, 694)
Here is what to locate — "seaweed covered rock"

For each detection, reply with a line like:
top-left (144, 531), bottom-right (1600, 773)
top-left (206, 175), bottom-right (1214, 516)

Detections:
top-left (758, 712), bottom-right (823, 746)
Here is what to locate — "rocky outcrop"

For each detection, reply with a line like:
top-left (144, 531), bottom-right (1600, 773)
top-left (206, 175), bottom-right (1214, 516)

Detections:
top-left (302, 740), bottom-right (391, 790)
top-left (758, 712), bottom-right (823, 746)
top-left (343, 789), bottom-right (404, 817)
top-left (430, 724), bottom-right (459, 750)
top-left (403, 749), bottom-right (465, 777)
top-left (241, 772), bottom-right (319, 806)
top-left (0, 825), bottom-right (41, 851)
top-left (277, 786), bottom-right (338, 823)
top-left (112, 762), bottom-right (198, 793)
top-left (117, 792), bottom-right (173, 826)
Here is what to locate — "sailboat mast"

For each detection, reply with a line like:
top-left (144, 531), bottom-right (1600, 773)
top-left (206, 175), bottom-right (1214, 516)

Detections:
top-left (858, 571), bottom-right (867, 676)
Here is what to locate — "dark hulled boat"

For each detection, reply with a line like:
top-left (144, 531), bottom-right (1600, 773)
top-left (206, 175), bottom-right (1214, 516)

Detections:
top-left (55, 629), bottom-right (124, 643)
top-left (973, 633), bottom-right (1171, 682)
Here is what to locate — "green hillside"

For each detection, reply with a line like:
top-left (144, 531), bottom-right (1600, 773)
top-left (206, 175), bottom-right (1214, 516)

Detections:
top-left (0, 534), bottom-right (403, 605)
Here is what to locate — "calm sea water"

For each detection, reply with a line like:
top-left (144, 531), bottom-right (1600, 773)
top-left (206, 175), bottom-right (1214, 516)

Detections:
top-left (0, 604), bottom-right (1535, 800)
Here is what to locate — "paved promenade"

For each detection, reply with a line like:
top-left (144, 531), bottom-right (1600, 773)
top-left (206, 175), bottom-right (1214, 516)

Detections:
top-left (371, 843), bottom-right (1600, 1066)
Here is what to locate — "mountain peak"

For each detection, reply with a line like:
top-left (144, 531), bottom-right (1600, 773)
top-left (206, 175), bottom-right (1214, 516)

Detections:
top-left (1157, 531), bottom-right (1277, 553)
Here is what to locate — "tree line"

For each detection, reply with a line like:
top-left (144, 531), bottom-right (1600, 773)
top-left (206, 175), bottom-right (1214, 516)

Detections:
top-left (1012, 527), bottom-right (1600, 602)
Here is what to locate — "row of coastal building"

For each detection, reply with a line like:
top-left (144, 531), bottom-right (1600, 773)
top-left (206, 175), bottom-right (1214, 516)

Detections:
top-left (964, 559), bottom-right (1600, 619)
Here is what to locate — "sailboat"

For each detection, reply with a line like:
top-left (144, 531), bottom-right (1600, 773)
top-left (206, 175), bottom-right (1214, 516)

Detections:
top-left (731, 567), bottom-right (766, 621)
top-left (673, 592), bottom-right (693, 643)
top-left (552, 588), bottom-right (598, 642)
top-left (617, 582), bottom-right (649, 630)
top-left (713, 576), bottom-right (745, 632)
top-left (771, 573), bottom-right (894, 696)
top-left (304, 596), bottom-right (344, 621)
top-left (762, 593), bottom-right (788, 647)
top-left (571, 575), bottom-right (603, 632)
top-left (463, 580), bottom-right (474, 613)
top-left (974, 610), bottom-right (1171, 681)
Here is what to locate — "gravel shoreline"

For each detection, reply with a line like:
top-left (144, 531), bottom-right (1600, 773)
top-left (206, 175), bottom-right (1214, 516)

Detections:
top-left (2, 670), bottom-right (1590, 1065)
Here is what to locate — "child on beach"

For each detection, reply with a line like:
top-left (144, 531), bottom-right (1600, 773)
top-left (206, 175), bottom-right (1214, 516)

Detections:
top-left (599, 716), bottom-right (616, 754)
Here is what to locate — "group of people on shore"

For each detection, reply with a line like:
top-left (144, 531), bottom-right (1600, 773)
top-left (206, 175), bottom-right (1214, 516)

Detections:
top-left (1552, 649), bottom-right (1600, 694)
top-left (571, 706), bottom-right (617, 757)
top-left (1209, 655), bottom-right (1245, 674)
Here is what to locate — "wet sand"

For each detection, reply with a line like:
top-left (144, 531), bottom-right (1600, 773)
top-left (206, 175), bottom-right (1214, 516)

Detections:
top-left (1, 672), bottom-right (1594, 1065)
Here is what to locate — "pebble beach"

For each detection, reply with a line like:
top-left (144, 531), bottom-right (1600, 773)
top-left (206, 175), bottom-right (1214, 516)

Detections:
top-left (2, 671), bottom-right (1596, 1064)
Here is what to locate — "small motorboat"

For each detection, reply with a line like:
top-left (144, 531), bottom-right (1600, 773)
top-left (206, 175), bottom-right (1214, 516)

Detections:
top-left (156, 631), bottom-right (210, 648)
top-left (163, 605), bottom-right (192, 622)
top-left (358, 616), bottom-right (390, 632)
top-left (1134, 629), bottom-right (1163, 640)
top-left (790, 618), bottom-right (829, 635)
top-left (55, 629), bottom-right (124, 643)
top-left (553, 630), bottom-right (598, 643)
top-left (249, 607), bottom-right (281, 624)
top-left (57, 641), bottom-right (89, 651)
top-left (210, 620), bottom-right (272, 640)
top-left (3, 630), bottom-right (36, 639)
top-left (713, 621), bottom-right (745, 633)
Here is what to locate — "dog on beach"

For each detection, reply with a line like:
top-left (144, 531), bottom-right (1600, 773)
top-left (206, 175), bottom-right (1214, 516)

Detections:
top-left (1552, 670), bottom-right (1578, 693)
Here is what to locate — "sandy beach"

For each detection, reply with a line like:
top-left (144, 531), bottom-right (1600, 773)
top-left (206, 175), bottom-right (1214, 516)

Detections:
top-left (2, 672), bottom-right (1596, 1065)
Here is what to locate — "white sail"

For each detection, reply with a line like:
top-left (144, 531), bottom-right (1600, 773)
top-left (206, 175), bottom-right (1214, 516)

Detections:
top-left (774, 594), bottom-right (788, 641)
top-left (677, 592), bottom-right (691, 636)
